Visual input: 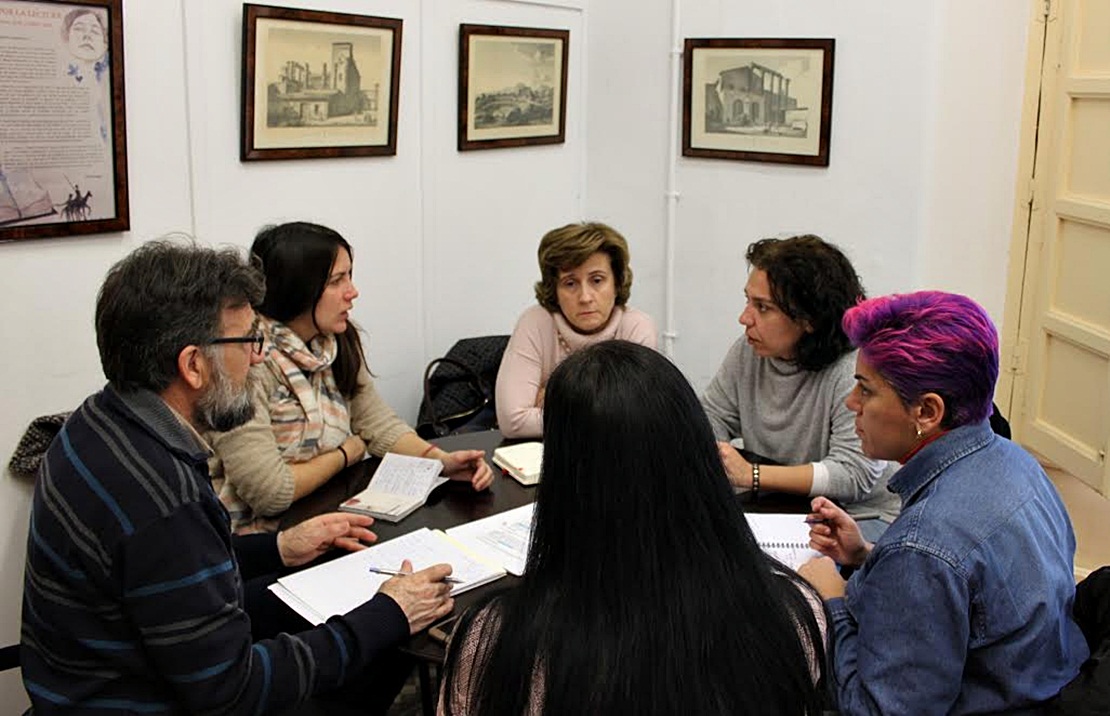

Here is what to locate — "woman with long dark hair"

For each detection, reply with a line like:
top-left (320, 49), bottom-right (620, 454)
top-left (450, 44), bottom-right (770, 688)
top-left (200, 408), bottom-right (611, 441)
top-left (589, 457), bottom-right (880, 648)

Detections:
top-left (441, 341), bottom-right (826, 715)
top-left (211, 222), bottom-right (492, 532)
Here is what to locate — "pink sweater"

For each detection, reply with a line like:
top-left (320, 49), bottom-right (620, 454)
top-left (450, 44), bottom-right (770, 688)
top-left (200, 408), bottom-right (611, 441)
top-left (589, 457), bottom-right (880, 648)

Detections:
top-left (495, 305), bottom-right (657, 438)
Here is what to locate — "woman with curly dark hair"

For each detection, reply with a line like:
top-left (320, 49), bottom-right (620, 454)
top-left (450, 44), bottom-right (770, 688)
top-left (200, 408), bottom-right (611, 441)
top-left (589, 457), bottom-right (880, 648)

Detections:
top-left (701, 235), bottom-right (899, 538)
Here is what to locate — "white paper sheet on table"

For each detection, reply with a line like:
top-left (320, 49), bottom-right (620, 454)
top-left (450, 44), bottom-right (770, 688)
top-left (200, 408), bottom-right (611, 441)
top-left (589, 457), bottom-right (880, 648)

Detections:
top-left (269, 527), bottom-right (506, 625)
top-left (446, 503), bottom-right (536, 576)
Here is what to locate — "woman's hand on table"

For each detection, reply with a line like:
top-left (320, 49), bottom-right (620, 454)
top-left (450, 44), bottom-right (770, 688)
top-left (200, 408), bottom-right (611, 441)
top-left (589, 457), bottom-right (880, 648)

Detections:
top-left (439, 449), bottom-right (494, 491)
top-left (340, 434), bottom-right (367, 466)
top-left (797, 556), bottom-right (847, 600)
top-left (717, 441), bottom-right (752, 488)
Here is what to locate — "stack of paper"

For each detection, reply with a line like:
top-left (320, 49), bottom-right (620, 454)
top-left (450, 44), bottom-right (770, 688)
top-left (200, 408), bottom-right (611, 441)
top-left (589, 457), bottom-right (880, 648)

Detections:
top-left (446, 503), bottom-right (536, 576)
top-left (744, 513), bottom-right (821, 570)
top-left (269, 527), bottom-right (507, 625)
top-left (339, 453), bottom-right (448, 522)
top-left (492, 442), bottom-right (543, 485)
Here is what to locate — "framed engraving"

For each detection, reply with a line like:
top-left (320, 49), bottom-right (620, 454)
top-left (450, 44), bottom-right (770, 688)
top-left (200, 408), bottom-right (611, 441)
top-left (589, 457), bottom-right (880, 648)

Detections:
top-left (683, 38), bottom-right (834, 166)
top-left (241, 3), bottom-right (402, 161)
top-left (0, 0), bottom-right (129, 241)
top-left (458, 24), bottom-right (568, 151)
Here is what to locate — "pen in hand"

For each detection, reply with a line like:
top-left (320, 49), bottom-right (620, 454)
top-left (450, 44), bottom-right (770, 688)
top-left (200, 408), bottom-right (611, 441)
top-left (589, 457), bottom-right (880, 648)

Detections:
top-left (367, 566), bottom-right (464, 585)
top-left (805, 511), bottom-right (882, 525)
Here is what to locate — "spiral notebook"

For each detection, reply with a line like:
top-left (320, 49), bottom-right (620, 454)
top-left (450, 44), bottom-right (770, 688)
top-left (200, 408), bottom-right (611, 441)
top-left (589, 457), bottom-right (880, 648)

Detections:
top-left (744, 513), bottom-right (820, 570)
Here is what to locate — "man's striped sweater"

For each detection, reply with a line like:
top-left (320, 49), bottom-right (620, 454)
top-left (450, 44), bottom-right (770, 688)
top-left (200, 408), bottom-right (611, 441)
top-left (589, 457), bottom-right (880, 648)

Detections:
top-left (21, 385), bottom-right (407, 714)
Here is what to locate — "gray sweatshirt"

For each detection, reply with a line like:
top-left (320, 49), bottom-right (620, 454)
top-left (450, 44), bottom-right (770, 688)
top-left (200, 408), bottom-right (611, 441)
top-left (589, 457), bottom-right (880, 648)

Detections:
top-left (701, 337), bottom-right (901, 522)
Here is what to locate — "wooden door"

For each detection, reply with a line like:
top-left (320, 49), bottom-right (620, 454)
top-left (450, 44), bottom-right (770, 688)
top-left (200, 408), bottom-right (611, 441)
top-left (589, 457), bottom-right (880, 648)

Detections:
top-left (1002, 0), bottom-right (1110, 496)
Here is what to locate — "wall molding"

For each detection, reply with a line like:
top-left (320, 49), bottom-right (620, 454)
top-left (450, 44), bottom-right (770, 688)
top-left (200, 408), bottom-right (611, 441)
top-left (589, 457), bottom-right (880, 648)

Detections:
top-left (484, 0), bottom-right (584, 10)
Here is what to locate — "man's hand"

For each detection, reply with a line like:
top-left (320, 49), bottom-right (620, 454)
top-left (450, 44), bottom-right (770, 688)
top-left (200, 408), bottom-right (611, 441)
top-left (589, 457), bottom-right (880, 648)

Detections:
top-left (797, 556), bottom-right (847, 600)
top-left (807, 496), bottom-right (871, 568)
top-left (717, 442), bottom-right (752, 488)
top-left (439, 449), bottom-right (494, 491)
top-left (377, 560), bottom-right (455, 634)
top-left (277, 512), bottom-right (377, 568)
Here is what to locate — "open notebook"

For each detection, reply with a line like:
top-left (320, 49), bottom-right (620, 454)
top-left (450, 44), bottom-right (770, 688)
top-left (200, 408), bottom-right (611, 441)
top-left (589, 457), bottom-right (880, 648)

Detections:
top-left (339, 453), bottom-right (448, 522)
top-left (744, 513), bottom-right (821, 570)
top-left (446, 502), bottom-right (536, 576)
top-left (269, 527), bottom-right (506, 625)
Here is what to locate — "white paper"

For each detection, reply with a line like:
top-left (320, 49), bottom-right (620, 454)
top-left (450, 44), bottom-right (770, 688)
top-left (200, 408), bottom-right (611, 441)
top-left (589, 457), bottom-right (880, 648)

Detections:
top-left (446, 503), bottom-right (536, 576)
top-left (367, 453), bottom-right (446, 497)
top-left (273, 527), bottom-right (505, 625)
top-left (744, 513), bottom-right (821, 570)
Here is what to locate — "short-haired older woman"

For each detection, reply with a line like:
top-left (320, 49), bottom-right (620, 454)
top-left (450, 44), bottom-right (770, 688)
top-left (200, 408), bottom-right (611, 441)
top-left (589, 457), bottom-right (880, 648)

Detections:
top-left (799, 291), bottom-right (1088, 715)
top-left (442, 341), bottom-right (827, 715)
top-left (701, 235), bottom-right (899, 537)
top-left (495, 222), bottom-right (657, 438)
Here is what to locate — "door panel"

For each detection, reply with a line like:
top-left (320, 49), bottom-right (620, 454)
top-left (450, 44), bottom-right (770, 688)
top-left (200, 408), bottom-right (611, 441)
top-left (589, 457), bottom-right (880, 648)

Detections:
top-left (1014, 0), bottom-right (1110, 494)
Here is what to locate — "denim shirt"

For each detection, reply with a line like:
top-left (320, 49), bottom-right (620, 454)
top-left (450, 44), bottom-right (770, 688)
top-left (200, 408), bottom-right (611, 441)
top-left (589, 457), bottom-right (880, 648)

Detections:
top-left (826, 421), bottom-right (1088, 715)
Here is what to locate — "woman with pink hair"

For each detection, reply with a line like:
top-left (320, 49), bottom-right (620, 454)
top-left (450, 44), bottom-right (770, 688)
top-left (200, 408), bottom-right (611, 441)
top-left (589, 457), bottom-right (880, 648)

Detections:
top-left (799, 291), bottom-right (1088, 714)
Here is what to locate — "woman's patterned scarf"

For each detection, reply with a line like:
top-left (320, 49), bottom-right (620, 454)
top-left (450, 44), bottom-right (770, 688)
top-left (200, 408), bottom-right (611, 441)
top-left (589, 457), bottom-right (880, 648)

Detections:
top-left (265, 317), bottom-right (351, 463)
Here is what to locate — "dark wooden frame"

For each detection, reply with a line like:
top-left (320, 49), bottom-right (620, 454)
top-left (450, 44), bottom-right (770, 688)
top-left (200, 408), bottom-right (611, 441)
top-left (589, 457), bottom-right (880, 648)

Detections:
top-left (458, 24), bottom-right (569, 152)
top-left (682, 38), bottom-right (834, 167)
top-left (1, 0), bottom-right (129, 242)
top-left (240, 3), bottom-right (403, 161)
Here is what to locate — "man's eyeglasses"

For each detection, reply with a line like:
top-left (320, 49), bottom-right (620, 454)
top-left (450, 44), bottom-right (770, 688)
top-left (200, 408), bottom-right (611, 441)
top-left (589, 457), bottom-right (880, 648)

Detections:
top-left (206, 335), bottom-right (265, 357)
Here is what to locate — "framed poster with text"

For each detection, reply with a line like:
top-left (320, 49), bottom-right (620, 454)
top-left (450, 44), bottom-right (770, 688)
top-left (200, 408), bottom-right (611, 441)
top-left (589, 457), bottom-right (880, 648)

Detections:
top-left (0, 0), bottom-right (129, 241)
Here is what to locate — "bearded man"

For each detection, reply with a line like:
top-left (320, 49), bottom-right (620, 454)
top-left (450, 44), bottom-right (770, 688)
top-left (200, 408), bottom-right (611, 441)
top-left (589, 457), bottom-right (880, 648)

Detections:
top-left (21, 241), bottom-right (454, 714)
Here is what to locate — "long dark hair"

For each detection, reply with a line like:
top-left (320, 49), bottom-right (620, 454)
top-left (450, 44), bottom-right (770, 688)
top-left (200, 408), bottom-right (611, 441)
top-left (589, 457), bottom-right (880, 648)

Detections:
top-left (747, 235), bottom-right (864, 372)
top-left (442, 341), bottom-right (825, 715)
top-left (251, 222), bottom-right (366, 397)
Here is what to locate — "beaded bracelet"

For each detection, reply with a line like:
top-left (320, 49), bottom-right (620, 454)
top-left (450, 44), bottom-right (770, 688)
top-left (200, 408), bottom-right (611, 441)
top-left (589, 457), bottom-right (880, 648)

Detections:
top-left (751, 461), bottom-right (761, 495)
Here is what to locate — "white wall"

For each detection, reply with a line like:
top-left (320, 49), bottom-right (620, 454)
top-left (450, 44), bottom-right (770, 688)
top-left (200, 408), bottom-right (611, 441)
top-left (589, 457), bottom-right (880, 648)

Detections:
top-left (0, 0), bottom-right (1027, 707)
top-left (0, 0), bottom-right (587, 707)
top-left (587, 0), bottom-right (1029, 390)
top-left (0, 0), bottom-right (195, 707)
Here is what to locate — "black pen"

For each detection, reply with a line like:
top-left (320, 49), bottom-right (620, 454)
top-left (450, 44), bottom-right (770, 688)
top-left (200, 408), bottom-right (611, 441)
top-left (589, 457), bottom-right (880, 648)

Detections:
top-left (805, 511), bottom-right (882, 525)
top-left (367, 566), bottom-right (464, 585)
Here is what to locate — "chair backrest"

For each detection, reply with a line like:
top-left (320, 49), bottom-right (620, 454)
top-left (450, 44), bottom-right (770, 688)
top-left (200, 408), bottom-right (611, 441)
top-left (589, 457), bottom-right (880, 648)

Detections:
top-left (417, 335), bottom-right (509, 439)
top-left (989, 402), bottom-right (1011, 439)
top-left (0, 644), bottom-right (18, 672)
top-left (8, 412), bottom-right (71, 477)
top-left (1049, 566), bottom-right (1110, 714)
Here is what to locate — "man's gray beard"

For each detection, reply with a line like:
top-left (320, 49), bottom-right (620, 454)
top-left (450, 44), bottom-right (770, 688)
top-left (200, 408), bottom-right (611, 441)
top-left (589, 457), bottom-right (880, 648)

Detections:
top-left (195, 357), bottom-right (255, 433)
